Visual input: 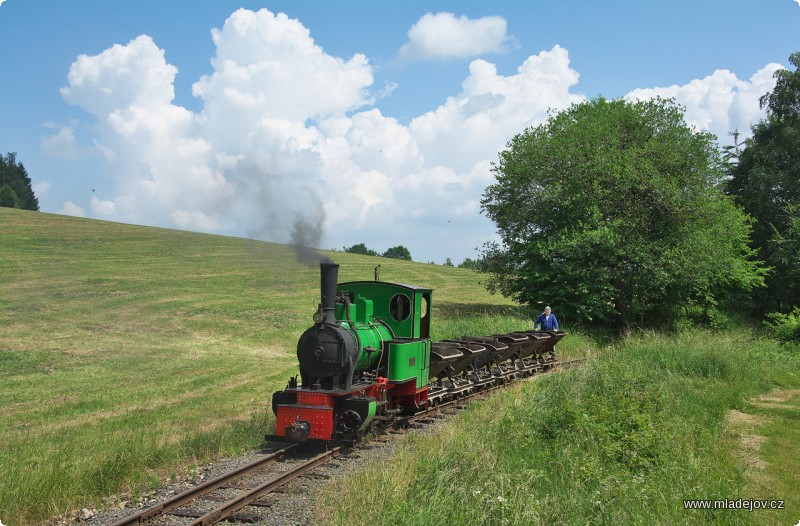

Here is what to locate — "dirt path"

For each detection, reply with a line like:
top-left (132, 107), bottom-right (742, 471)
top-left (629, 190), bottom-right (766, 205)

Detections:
top-left (725, 388), bottom-right (800, 525)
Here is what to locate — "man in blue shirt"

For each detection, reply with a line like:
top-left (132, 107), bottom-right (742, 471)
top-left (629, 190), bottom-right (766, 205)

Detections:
top-left (535, 306), bottom-right (559, 331)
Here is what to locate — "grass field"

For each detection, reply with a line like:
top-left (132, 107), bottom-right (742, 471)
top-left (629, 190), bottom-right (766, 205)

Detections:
top-left (4, 207), bottom-right (798, 526)
top-left (321, 331), bottom-right (800, 526)
top-left (0, 207), bottom-right (531, 525)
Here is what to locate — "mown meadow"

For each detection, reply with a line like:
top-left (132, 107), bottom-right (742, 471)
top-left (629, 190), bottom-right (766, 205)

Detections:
top-left (0, 207), bottom-right (530, 525)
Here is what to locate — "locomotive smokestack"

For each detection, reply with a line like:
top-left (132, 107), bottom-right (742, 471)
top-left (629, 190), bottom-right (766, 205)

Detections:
top-left (320, 262), bottom-right (339, 324)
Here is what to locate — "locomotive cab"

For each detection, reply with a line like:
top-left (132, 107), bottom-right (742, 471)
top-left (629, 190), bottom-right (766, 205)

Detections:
top-left (337, 281), bottom-right (432, 340)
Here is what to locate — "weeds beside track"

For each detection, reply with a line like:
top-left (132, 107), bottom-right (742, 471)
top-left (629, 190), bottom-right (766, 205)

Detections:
top-left (321, 330), bottom-right (800, 526)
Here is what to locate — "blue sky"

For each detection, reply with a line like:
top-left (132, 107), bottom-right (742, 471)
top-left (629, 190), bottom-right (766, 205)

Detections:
top-left (1, 0), bottom-right (798, 264)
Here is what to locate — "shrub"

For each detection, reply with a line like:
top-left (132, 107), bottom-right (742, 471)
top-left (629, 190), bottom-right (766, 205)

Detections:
top-left (765, 308), bottom-right (800, 344)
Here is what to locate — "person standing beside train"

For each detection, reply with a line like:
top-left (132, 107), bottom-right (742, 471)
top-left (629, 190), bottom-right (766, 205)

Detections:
top-left (535, 306), bottom-right (559, 331)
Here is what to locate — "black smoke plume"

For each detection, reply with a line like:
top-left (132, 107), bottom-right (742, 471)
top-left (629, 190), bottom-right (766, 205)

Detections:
top-left (290, 196), bottom-right (333, 266)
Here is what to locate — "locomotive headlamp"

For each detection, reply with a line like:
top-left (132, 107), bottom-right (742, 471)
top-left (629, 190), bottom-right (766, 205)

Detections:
top-left (313, 304), bottom-right (325, 324)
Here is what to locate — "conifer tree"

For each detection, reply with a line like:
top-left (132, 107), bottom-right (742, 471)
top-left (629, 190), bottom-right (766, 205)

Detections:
top-left (0, 152), bottom-right (39, 211)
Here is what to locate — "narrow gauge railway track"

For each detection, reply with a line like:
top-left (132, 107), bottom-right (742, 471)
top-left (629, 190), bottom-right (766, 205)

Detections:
top-left (109, 357), bottom-right (584, 526)
top-left (109, 445), bottom-right (340, 526)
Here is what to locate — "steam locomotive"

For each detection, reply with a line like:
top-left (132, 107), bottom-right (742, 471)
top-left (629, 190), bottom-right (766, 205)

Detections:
top-left (267, 262), bottom-right (563, 445)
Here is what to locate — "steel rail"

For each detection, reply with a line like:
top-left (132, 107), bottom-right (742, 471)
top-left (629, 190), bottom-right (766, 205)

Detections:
top-left (404, 357), bottom-right (586, 425)
top-left (108, 444), bottom-right (297, 526)
top-left (186, 447), bottom-right (341, 526)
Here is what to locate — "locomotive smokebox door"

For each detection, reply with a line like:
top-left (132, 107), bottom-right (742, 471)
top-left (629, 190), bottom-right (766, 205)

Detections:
top-left (297, 323), bottom-right (356, 378)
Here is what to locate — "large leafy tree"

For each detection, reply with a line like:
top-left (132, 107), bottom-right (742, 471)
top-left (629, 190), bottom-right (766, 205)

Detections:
top-left (728, 52), bottom-right (800, 312)
top-left (383, 245), bottom-right (412, 261)
top-left (481, 97), bottom-right (765, 329)
top-left (343, 243), bottom-right (380, 256)
top-left (0, 152), bottom-right (39, 211)
top-left (458, 257), bottom-right (480, 270)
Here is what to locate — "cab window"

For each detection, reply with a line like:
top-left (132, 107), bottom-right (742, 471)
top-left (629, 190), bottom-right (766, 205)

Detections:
top-left (390, 293), bottom-right (411, 321)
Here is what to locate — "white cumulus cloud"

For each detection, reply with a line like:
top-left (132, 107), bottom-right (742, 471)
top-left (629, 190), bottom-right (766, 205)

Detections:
top-left (89, 196), bottom-right (117, 217)
top-left (399, 12), bottom-right (512, 60)
top-left (193, 8), bottom-right (374, 127)
top-left (410, 45), bottom-right (583, 172)
top-left (60, 33), bottom-right (234, 231)
top-left (54, 7), bottom-right (776, 262)
top-left (61, 35), bottom-right (179, 117)
top-left (60, 201), bottom-right (85, 217)
top-left (40, 126), bottom-right (80, 160)
top-left (625, 64), bottom-right (781, 143)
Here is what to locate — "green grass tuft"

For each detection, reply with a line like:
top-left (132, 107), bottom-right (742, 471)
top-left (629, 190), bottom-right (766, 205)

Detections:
top-left (321, 329), bottom-right (800, 526)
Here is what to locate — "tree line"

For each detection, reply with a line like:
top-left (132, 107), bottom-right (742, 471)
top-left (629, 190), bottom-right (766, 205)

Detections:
top-left (341, 243), bottom-right (483, 269)
top-left (340, 243), bottom-right (413, 261)
top-left (481, 51), bottom-right (799, 332)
